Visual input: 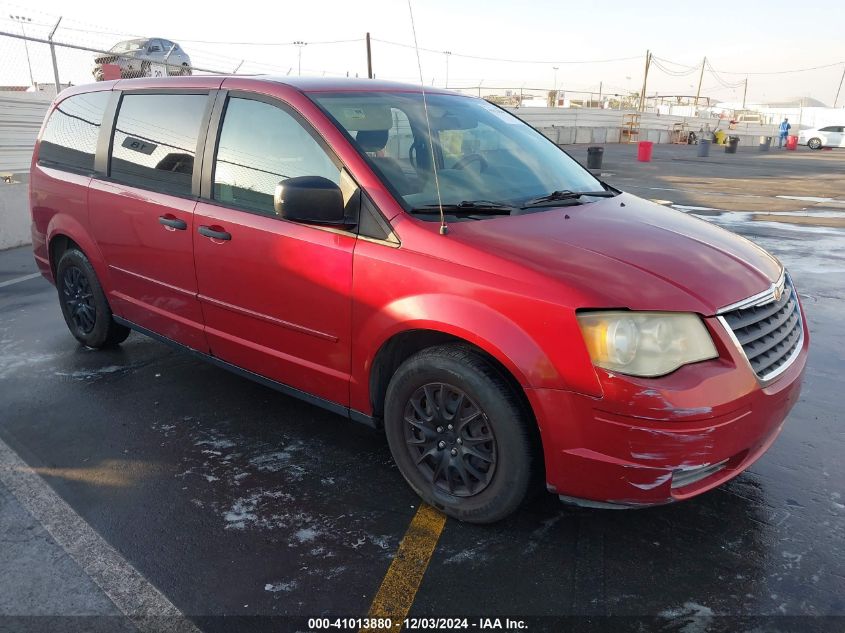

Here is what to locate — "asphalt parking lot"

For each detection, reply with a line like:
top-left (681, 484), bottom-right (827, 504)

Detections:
top-left (1, 143), bottom-right (843, 633)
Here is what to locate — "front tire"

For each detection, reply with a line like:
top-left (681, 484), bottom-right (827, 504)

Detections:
top-left (808, 137), bottom-right (822, 150)
top-left (384, 345), bottom-right (536, 523)
top-left (56, 248), bottom-right (130, 348)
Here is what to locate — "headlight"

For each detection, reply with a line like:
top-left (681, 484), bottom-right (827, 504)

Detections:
top-left (577, 311), bottom-right (718, 377)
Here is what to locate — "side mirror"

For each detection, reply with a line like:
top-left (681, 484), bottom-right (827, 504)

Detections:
top-left (273, 176), bottom-right (347, 225)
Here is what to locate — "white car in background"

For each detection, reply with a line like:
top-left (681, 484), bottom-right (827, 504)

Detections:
top-left (799, 125), bottom-right (845, 150)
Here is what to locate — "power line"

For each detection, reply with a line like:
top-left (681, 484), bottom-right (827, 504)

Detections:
top-left (650, 57), bottom-right (701, 77)
top-left (176, 37), bottom-right (364, 46)
top-left (705, 59), bottom-right (745, 89)
top-left (371, 37), bottom-right (642, 65)
top-left (711, 60), bottom-right (845, 75)
top-left (651, 56), bottom-right (700, 72)
top-left (658, 54), bottom-right (845, 76)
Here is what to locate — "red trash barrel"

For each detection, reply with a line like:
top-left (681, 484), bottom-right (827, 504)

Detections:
top-left (637, 141), bottom-right (654, 162)
top-left (786, 135), bottom-right (798, 151)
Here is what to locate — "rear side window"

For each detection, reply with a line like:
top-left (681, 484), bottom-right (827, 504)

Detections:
top-left (38, 91), bottom-right (110, 174)
top-left (110, 93), bottom-right (208, 197)
top-left (212, 97), bottom-right (340, 216)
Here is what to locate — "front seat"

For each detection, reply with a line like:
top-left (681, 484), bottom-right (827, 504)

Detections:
top-left (355, 130), bottom-right (414, 195)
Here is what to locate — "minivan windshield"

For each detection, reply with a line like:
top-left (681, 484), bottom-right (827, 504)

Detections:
top-left (311, 91), bottom-right (606, 218)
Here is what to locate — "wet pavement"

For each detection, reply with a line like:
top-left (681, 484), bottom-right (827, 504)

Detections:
top-left (1, 144), bottom-right (844, 632)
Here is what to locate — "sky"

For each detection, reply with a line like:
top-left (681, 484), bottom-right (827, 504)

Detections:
top-left (4, 0), bottom-right (844, 106)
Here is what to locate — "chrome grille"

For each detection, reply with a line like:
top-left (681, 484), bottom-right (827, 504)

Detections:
top-left (721, 275), bottom-right (802, 381)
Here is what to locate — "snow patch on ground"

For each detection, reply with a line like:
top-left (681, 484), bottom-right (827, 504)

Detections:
top-left (0, 350), bottom-right (60, 379)
top-left (673, 204), bottom-right (721, 211)
top-left (776, 195), bottom-right (832, 203)
top-left (264, 580), bottom-right (298, 593)
top-left (294, 527), bottom-right (319, 543)
top-left (659, 602), bottom-right (714, 633)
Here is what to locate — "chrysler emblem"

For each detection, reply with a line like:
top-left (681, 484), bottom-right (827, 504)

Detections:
top-left (773, 282), bottom-right (783, 302)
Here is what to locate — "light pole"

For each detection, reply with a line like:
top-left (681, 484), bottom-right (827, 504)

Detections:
top-left (552, 66), bottom-right (559, 107)
top-left (443, 50), bottom-right (451, 88)
top-left (293, 41), bottom-right (307, 76)
top-left (10, 15), bottom-right (34, 87)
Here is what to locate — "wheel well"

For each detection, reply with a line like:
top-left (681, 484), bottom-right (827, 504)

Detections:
top-left (369, 329), bottom-right (545, 484)
top-left (369, 329), bottom-right (533, 423)
top-left (48, 234), bottom-right (80, 279)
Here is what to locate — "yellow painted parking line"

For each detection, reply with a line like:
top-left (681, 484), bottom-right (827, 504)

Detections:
top-left (360, 504), bottom-right (447, 632)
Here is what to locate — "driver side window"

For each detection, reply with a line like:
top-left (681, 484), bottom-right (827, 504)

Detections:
top-left (213, 97), bottom-right (341, 217)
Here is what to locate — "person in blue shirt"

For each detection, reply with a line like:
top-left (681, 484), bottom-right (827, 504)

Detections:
top-left (778, 118), bottom-right (791, 148)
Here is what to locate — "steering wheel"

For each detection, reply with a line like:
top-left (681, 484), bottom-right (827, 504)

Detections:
top-left (452, 153), bottom-right (488, 172)
top-left (409, 140), bottom-right (424, 168)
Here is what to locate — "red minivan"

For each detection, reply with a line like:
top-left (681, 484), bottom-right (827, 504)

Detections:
top-left (30, 76), bottom-right (808, 522)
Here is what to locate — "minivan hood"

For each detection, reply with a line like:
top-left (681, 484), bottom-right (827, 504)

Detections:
top-left (451, 193), bottom-right (781, 315)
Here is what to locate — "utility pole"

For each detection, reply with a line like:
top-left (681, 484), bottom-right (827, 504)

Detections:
top-left (552, 66), bottom-right (559, 107)
top-left (694, 56), bottom-right (706, 111)
top-left (598, 81), bottom-right (603, 107)
top-left (834, 64), bottom-right (845, 108)
top-left (443, 50), bottom-right (451, 88)
top-left (293, 41), bottom-right (307, 76)
top-left (9, 15), bottom-right (34, 87)
top-left (365, 32), bottom-right (373, 79)
top-left (638, 50), bottom-right (651, 112)
top-left (741, 77), bottom-right (748, 110)
top-left (48, 16), bottom-right (62, 93)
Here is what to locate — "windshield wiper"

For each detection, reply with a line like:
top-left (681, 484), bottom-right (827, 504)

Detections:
top-left (521, 189), bottom-right (617, 209)
top-left (410, 200), bottom-right (516, 215)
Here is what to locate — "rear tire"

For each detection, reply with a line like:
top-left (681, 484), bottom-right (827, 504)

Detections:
top-left (56, 248), bottom-right (130, 349)
top-left (384, 345), bottom-right (536, 523)
top-left (808, 137), bottom-right (822, 150)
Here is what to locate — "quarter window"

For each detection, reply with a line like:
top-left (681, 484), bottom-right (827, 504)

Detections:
top-left (110, 93), bottom-right (208, 197)
top-left (213, 97), bottom-right (340, 216)
top-left (38, 91), bottom-right (110, 173)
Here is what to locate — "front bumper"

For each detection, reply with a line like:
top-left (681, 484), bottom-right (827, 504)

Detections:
top-left (527, 314), bottom-right (808, 507)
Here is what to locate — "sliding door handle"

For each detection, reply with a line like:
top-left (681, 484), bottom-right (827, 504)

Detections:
top-left (198, 225), bottom-right (232, 241)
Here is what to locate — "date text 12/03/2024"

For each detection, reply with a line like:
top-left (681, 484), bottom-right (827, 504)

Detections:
top-left (307, 617), bottom-right (529, 630)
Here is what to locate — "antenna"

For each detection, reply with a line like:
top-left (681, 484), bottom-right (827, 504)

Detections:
top-left (407, 0), bottom-right (448, 235)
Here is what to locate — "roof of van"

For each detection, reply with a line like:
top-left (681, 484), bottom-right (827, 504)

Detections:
top-left (262, 76), bottom-right (455, 94)
top-left (59, 76), bottom-right (462, 100)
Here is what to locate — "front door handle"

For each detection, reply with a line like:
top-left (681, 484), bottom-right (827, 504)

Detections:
top-left (158, 215), bottom-right (187, 230)
top-left (198, 225), bottom-right (232, 241)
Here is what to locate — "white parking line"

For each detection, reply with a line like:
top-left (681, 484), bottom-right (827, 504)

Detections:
top-left (0, 437), bottom-right (202, 633)
top-left (0, 273), bottom-right (42, 288)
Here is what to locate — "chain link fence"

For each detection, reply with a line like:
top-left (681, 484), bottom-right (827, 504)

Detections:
top-left (0, 17), bottom-right (638, 105)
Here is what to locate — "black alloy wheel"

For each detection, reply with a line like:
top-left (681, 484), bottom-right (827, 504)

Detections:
top-left (384, 345), bottom-right (537, 523)
top-left (403, 382), bottom-right (497, 497)
top-left (61, 265), bottom-right (96, 334)
top-left (56, 248), bottom-right (130, 348)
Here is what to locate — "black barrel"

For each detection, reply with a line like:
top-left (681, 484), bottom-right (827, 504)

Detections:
top-left (586, 146), bottom-right (604, 170)
top-left (725, 136), bottom-right (740, 154)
